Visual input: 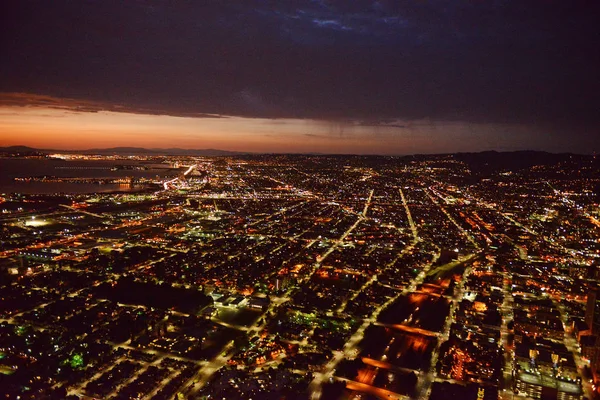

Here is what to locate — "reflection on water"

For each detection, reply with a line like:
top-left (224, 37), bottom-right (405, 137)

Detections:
top-left (0, 158), bottom-right (174, 194)
top-left (0, 182), bottom-right (144, 194)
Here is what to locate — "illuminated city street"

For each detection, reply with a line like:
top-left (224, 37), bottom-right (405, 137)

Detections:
top-left (1, 150), bottom-right (597, 400)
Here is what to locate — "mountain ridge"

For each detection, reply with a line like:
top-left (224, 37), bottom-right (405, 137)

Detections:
top-left (0, 145), bottom-right (592, 159)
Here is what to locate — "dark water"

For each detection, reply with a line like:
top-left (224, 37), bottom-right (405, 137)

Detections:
top-left (0, 158), bottom-right (175, 194)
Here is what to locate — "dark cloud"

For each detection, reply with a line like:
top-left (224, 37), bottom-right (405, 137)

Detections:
top-left (0, 93), bottom-right (224, 118)
top-left (1, 1), bottom-right (599, 141)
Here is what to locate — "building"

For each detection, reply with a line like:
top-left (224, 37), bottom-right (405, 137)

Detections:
top-left (585, 288), bottom-right (600, 334)
top-left (248, 296), bottom-right (270, 311)
top-left (513, 341), bottom-right (582, 400)
top-left (585, 287), bottom-right (600, 385)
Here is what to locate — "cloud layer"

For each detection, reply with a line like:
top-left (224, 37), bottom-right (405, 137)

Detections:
top-left (1, 1), bottom-right (599, 151)
top-left (0, 93), bottom-right (223, 118)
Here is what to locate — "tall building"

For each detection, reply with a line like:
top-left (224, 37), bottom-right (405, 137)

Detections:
top-left (585, 288), bottom-right (600, 333)
top-left (585, 287), bottom-right (600, 388)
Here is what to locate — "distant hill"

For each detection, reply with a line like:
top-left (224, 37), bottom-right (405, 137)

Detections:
top-left (451, 150), bottom-right (591, 174)
top-left (0, 145), bottom-right (43, 153)
top-left (83, 147), bottom-right (246, 156)
top-left (0, 146), bottom-right (591, 166)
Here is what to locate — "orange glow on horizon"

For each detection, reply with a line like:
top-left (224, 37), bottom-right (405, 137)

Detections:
top-left (0, 105), bottom-right (401, 154)
top-left (0, 94), bottom-right (543, 155)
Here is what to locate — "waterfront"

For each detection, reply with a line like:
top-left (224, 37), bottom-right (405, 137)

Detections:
top-left (0, 158), bottom-right (174, 194)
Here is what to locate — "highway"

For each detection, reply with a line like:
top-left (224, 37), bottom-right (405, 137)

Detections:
top-left (162, 164), bottom-right (197, 190)
top-left (362, 189), bottom-right (374, 217)
top-left (399, 188), bottom-right (419, 244)
top-left (425, 187), bottom-right (480, 250)
top-left (498, 270), bottom-right (516, 400)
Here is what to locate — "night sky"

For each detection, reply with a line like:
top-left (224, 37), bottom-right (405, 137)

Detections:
top-left (1, 1), bottom-right (599, 154)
